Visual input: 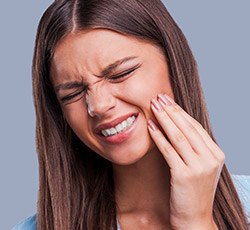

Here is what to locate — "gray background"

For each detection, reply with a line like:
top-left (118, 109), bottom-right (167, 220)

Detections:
top-left (1, 1), bottom-right (249, 229)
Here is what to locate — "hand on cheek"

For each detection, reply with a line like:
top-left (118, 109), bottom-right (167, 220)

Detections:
top-left (148, 94), bottom-right (224, 230)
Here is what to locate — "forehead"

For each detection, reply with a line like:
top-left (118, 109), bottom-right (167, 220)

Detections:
top-left (50, 29), bottom-right (163, 84)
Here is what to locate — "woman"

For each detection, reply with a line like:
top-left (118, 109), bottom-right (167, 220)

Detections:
top-left (13, 0), bottom-right (250, 229)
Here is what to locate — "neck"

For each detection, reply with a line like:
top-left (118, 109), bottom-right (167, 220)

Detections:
top-left (112, 147), bottom-right (171, 225)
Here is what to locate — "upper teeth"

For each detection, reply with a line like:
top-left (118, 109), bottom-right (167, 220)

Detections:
top-left (101, 115), bottom-right (136, 137)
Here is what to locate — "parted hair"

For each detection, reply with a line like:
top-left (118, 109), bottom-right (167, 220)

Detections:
top-left (32, 0), bottom-right (249, 229)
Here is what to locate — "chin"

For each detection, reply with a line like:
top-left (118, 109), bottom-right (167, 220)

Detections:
top-left (112, 153), bottom-right (147, 166)
top-left (108, 137), bottom-right (155, 166)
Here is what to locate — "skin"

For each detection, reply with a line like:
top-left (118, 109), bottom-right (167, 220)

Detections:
top-left (50, 28), bottom-right (224, 229)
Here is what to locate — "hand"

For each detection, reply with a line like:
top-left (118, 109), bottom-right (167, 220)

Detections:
top-left (148, 94), bottom-right (224, 230)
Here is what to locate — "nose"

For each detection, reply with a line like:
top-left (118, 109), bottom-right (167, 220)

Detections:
top-left (85, 86), bottom-right (116, 118)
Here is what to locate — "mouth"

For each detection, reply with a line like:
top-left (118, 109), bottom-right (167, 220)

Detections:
top-left (101, 114), bottom-right (137, 137)
top-left (95, 113), bottom-right (139, 144)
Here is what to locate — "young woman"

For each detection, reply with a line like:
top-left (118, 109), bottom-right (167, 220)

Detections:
top-left (13, 0), bottom-right (250, 229)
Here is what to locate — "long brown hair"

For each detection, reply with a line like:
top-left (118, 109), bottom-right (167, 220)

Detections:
top-left (32, 0), bottom-right (249, 229)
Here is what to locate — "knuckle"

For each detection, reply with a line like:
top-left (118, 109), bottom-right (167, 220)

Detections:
top-left (193, 118), bottom-right (202, 128)
top-left (218, 151), bottom-right (226, 164)
top-left (187, 123), bottom-right (197, 134)
top-left (162, 143), bottom-right (174, 153)
top-left (204, 159), bottom-right (221, 175)
top-left (189, 117), bottom-right (204, 131)
top-left (209, 161), bottom-right (221, 171)
top-left (173, 132), bottom-right (186, 143)
top-left (170, 104), bottom-right (181, 113)
top-left (194, 121), bottom-right (203, 130)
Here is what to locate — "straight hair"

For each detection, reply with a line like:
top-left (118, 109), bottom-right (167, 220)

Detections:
top-left (32, 0), bottom-right (249, 229)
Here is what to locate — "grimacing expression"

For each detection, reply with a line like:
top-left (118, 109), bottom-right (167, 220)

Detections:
top-left (50, 29), bottom-right (174, 165)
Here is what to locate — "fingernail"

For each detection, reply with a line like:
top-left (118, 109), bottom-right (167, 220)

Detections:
top-left (158, 94), bottom-right (173, 105)
top-left (158, 94), bottom-right (172, 106)
top-left (151, 99), bottom-right (163, 112)
top-left (148, 119), bottom-right (158, 131)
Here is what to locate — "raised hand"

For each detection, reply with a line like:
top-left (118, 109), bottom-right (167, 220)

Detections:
top-left (148, 94), bottom-right (225, 230)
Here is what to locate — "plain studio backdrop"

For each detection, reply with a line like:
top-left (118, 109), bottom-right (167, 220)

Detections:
top-left (0, 1), bottom-right (249, 229)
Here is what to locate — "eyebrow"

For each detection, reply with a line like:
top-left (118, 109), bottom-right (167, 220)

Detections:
top-left (99, 56), bottom-right (138, 77)
top-left (55, 81), bottom-right (83, 93)
top-left (54, 56), bottom-right (138, 93)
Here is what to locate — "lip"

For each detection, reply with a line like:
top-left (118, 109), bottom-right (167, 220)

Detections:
top-left (96, 113), bottom-right (139, 144)
top-left (94, 112), bottom-right (138, 134)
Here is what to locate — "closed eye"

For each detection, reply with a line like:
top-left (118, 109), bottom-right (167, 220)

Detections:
top-left (60, 89), bottom-right (85, 104)
top-left (108, 64), bottom-right (141, 82)
top-left (59, 64), bottom-right (141, 104)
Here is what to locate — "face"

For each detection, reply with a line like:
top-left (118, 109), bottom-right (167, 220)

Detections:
top-left (50, 29), bottom-right (174, 165)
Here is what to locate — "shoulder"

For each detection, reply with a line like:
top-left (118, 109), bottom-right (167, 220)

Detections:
top-left (12, 214), bottom-right (37, 230)
top-left (231, 174), bottom-right (250, 224)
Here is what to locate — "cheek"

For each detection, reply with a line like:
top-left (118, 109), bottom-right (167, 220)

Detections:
top-left (114, 66), bottom-right (172, 109)
top-left (63, 102), bottom-right (89, 138)
top-left (64, 105), bottom-right (103, 153)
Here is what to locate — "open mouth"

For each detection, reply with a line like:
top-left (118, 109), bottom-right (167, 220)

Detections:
top-left (98, 113), bottom-right (138, 137)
